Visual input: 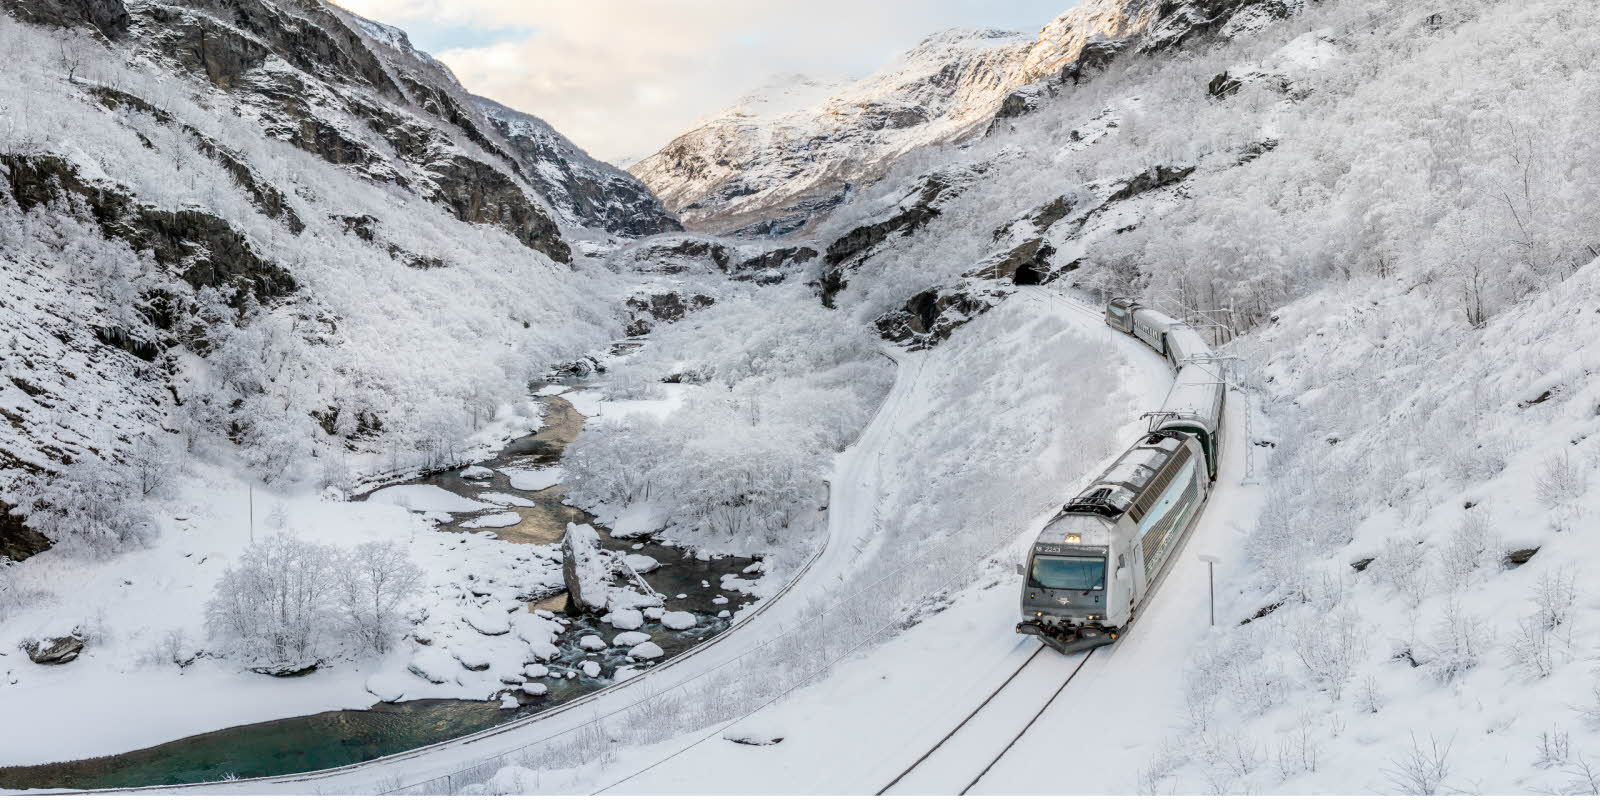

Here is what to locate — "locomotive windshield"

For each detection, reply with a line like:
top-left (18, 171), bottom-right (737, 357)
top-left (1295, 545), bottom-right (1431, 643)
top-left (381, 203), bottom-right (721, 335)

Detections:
top-left (1029, 555), bottom-right (1106, 591)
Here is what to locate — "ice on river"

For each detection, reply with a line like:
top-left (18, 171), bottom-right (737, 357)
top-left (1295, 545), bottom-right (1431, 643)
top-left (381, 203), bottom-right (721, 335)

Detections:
top-left (369, 484), bottom-right (493, 512)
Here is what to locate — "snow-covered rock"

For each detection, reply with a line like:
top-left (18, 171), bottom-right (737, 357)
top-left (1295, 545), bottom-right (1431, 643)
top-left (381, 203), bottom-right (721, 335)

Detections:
top-left (520, 681), bottom-right (549, 697)
top-left (460, 466), bottom-right (494, 481)
top-left (462, 511), bottom-right (523, 529)
top-left (627, 642), bottom-right (665, 660)
top-left (561, 523), bottom-right (612, 614)
top-left (622, 553), bottom-right (660, 574)
top-left (522, 663), bottom-right (550, 679)
top-left (579, 635), bottom-right (607, 651)
top-left (660, 611), bottom-right (698, 631)
top-left (451, 645), bottom-right (493, 672)
top-left (498, 693), bottom-right (520, 709)
top-left (502, 466), bottom-right (565, 492)
top-left (613, 631), bottom-right (652, 647)
top-left (463, 608), bottom-right (512, 636)
top-left (407, 649), bottom-right (457, 684)
top-left (579, 660), bottom-right (601, 678)
top-left (609, 609), bottom-right (644, 630)
top-left (365, 673), bottom-right (411, 703)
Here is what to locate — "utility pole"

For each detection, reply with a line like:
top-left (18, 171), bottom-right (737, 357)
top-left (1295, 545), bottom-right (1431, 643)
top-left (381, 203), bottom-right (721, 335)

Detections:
top-left (249, 485), bottom-right (254, 544)
top-left (1198, 554), bottom-right (1220, 626)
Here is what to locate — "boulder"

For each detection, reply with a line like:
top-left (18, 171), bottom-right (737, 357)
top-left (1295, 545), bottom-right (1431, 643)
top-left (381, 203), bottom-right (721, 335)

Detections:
top-left (627, 642), bottom-right (665, 660)
top-left (579, 660), bottom-right (601, 678)
top-left (460, 465), bottom-right (494, 480)
top-left (609, 609), bottom-right (645, 631)
top-left (561, 523), bottom-right (612, 615)
top-left (579, 634), bottom-right (607, 651)
top-left (660, 611), bottom-right (697, 631)
top-left (249, 661), bottom-right (318, 678)
top-left (613, 631), bottom-right (652, 647)
top-left (22, 633), bottom-right (84, 665)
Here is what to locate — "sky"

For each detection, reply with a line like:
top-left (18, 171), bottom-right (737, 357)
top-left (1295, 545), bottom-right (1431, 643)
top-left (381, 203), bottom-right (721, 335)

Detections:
top-left (336, 1), bottom-right (1069, 166)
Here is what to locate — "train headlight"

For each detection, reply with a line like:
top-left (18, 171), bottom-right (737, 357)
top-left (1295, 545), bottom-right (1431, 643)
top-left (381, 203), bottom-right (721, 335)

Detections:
top-left (1065, 535), bottom-right (1081, 544)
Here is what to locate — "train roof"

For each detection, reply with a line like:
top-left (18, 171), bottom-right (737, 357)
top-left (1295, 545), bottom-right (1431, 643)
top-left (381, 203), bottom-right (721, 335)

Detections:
top-left (1133, 307), bottom-right (1180, 329)
top-left (1062, 430), bottom-right (1192, 518)
top-left (1155, 364), bottom-right (1225, 434)
top-left (1166, 325), bottom-right (1211, 360)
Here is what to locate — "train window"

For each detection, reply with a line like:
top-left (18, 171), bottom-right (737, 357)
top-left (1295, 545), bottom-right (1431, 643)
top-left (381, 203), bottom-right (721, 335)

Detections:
top-left (1029, 555), bottom-right (1106, 591)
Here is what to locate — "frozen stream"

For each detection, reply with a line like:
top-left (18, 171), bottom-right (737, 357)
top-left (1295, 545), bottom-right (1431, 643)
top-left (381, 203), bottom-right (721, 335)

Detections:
top-left (0, 386), bottom-right (757, 790)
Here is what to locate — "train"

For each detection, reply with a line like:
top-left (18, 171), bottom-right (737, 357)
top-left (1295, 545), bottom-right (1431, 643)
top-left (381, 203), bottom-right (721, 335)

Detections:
top-left (1016, 297), bottom-right (1226, 654)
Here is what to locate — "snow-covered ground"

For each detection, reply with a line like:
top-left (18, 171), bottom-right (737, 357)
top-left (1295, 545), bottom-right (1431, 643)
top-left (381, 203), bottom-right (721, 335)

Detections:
top-left (0, 402), bottom-right (567, 767)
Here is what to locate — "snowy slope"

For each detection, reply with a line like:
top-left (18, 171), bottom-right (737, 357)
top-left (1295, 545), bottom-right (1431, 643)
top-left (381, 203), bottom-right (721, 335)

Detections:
top-left (0, 0), bottom-right (685, 562)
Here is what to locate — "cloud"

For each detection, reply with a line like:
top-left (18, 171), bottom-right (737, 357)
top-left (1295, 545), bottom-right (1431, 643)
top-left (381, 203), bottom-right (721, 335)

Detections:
top-left (338, 1), bottom-right (1067, 164)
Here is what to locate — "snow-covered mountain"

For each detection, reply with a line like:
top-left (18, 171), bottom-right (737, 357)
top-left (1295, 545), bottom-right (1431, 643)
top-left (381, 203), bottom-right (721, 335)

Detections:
top-left (630, 0), bottom-right (1303, 235)
top-left (629, 28), bottom-right (1032, 236)
top-left (0, 0), bottom-right (675, 561)
top-left (475, 96), bottom-right (681, 238)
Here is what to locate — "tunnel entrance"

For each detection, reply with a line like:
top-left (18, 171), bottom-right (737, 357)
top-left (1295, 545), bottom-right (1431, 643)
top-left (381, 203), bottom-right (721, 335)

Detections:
top-left (1014, 264), bottom-right (1043, 285)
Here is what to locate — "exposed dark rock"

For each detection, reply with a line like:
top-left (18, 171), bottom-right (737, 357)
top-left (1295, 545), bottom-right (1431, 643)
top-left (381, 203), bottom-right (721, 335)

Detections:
top-left (4, 0), bottom-right (130, 40)
top-left (972, 238), bottom-right (1058, 284)
top-left (726, 734), bottom-right (785, 747)
top-left (1350, 557), bottom-right (1375, 572)
top-left (735, 246), bottom-right (817, 278)
top-left (625, 292), bottom-right (715, 337)
top-left (2, 153), bottom-right (296, 306)
top-left (426, 155), bottom-right (570, 263)
top-left (1239, 598), bottom-right (1287, 625)
top-left (824, 176), bottom-right (950, 269)
top-left (22, 632), bottom-right (85, 665)
top-left (1106, 164), bottom-right (1197, 204)
top-left (477, 97), bottom-right (681, 238)
top-left (1518, 389), bottom-right (1556, 409)
top-left (1505, 547), bottom-right (1540, 568)
top-left (1237, 138), bottom-right (1279, 164)
top-left (0, 499), bottom-right (52, 563)
top-left (875, 283), bottom-right (1002, 349)
top-left (92, 325), bottom-right (159, 362)
top-left (248, 661), bottom-right (319, 678)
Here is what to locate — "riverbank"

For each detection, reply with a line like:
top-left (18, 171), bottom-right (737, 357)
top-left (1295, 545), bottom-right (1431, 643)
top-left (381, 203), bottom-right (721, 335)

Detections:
top-left (0, 377), bottom-right (770, 789)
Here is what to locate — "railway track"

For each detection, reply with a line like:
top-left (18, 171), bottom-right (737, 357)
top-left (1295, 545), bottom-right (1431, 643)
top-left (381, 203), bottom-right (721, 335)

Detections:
top-left (877, 646), bottom-right (1096, 796)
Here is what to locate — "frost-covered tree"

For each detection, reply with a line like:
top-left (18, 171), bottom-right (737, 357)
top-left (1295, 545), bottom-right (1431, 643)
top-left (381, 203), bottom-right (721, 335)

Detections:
top-left (206, 533), bottom-right (339, 667)
top-left (13, 457), bottom-right (158, 559)
top-left (335, 541), bottom-right (423, 655)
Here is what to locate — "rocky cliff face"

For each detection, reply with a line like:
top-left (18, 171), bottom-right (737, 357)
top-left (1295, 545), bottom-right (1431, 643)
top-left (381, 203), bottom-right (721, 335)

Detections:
top-left (476, 97), bottom-right (680, 238)
top-left (631, 0), bottom-right (1303, 236)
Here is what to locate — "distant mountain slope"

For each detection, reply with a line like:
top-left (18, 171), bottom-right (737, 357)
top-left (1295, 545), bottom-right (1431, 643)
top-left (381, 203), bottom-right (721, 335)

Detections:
top-left (631, 0), bottom-right (1302, 235)
top-left (475, 96), bottom-right (681, 238)
top-left (629, 28), bottom-right (1031, 236)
